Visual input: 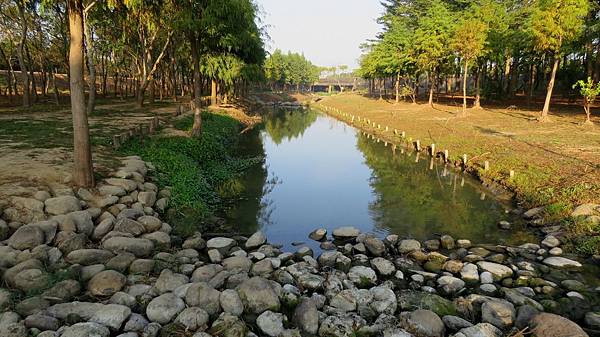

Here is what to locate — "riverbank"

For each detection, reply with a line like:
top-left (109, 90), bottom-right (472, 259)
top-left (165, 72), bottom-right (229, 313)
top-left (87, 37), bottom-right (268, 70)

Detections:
top-left (0, 154), bottom-right (598, 337)
top-left (314, 93), bottom-right (600, 255)
top-left (1, 97), bottom-right (599, 337)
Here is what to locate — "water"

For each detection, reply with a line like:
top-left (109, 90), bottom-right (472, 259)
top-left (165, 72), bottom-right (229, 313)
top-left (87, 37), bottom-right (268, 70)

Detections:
top-left (225, 108), bottom-right (536, 252)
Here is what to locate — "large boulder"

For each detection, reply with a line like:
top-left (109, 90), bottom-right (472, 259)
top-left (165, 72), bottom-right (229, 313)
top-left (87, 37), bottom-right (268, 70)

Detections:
top-left (476, 262), bottom-right (513, 281)
top-left (542, 257), bottom-right (582, 269)
top-left (399, 309), bottom-right (444, 337)
top-left (66, 249), bottom-right (114, 265)
top-left (61, 322), bottom-right (110, 337)
top-left (481, 300), bottom-right (515, 330)
top-left (44, 196), bottom-right (81, 215)
top-left (185, 282), bottom-right (222, 317)
top-left (236, 277), bottom-right (280, 315)
top-left (102, 237), bottom-right (154, 257)
top-left (529, 313), bottom-right (588, 337)
top-left (332, 227), bottom-right (360, 240)
top-left (245, 231), bottom-right (267, 249)
top-left (293, 298), bottom-right (319, 335)
top-left (88, 270), bottom-right (127, 297)
top-left (256, 310), bottom-right (285, 337)
top-left (146, 293), bottom-right (185, 324)
top-left (8, 225), bottom-right (45, 250)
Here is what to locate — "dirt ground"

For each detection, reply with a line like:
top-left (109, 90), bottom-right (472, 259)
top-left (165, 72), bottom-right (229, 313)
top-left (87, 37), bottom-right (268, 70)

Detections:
top-left (317, 93), bottom-right (600, 214)
top-left (0, 98), bottom-right (183, 201)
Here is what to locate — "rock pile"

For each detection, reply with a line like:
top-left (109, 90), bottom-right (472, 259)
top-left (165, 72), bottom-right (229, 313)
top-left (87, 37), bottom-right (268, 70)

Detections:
top-left (0, 156), bottom-right (598, 337)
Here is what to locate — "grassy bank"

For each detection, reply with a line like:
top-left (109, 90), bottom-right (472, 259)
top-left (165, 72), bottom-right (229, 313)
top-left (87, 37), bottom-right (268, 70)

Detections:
top-left (316, 93), bottom-right (600, 254)
top-left (119, 111), bottom-right (262, 237)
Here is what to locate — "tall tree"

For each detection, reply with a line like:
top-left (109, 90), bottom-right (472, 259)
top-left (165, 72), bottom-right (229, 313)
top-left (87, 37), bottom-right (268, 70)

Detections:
top-left (68, 0), bottom-right (94, 187)
top-left (529, 0), bottom-right (589, 121)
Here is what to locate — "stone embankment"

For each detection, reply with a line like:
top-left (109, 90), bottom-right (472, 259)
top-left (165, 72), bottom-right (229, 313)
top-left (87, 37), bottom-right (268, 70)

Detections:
top-left (0, 157), bottom-right (598, 337)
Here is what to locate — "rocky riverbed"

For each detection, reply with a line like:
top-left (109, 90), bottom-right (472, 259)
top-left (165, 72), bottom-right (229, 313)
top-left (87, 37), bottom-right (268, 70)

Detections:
top-left (0, 157), bottom-right (599, 337)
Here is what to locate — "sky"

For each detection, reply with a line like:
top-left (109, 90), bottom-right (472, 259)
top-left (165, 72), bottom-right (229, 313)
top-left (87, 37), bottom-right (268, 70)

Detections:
top-left (255, 0), bottom-right (384, 70)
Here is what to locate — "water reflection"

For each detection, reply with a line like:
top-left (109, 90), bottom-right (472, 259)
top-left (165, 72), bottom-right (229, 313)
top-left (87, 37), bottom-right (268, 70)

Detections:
top-left (226, 108), bottom-right (535, 251)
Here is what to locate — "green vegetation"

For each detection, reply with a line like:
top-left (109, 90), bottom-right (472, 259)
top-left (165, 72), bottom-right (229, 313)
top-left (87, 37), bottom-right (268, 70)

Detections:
top-left (359, 0), bottom-right (597, 122)
top-left (119, 111), bottom-right (262, 237)
top-left (263, 50), bottom-right (321, 92)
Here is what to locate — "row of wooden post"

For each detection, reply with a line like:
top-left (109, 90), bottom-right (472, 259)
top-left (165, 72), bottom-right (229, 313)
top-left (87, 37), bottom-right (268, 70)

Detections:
top-left (318, 103), bottom-right (517, 179)
top-left (113, 116), bottom-right (160, 149)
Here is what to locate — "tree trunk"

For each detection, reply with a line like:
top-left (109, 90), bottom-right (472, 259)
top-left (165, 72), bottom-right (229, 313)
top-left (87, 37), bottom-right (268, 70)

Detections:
top-left (395, 73), bottom-right (400, 104)
top-left (474, 67), bottom-right (481, 109)
top-left (211, 79), bottom-right (217, 106)
top-left (428, 73), bottom-right (434, 107)
top-left (16, 1), bottom-right (30, 107)
top-left (51, 67), bottom-right (60, 105)
top-left (68, 0), bottom-right (95, 187)
top-left (84, 8), bottom-right (96, 115)
top-left (0, 46), bottom-right (14, 102)
top-left (540, 57), bottom-right (559, 122)
top-left (461, 61), bottom-right (468, 116)
top-left (190, 36), bottom-right (202, 137)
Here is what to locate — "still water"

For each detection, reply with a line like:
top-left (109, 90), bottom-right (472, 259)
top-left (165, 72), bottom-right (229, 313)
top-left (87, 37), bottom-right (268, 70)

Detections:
top-left (225, 108), bottom-right (535, 252)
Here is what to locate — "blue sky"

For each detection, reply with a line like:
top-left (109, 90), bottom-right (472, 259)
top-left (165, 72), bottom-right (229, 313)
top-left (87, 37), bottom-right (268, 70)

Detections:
top-left (255, 0), bottom-right (383, 70)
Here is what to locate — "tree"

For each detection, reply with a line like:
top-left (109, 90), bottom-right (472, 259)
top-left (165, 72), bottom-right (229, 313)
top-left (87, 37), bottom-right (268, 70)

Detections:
top-left (529, 0), bottom-right (589, 121)
top-left (452, 17), bottom-right (487, 115)
top-left (68, 0), bottom-right (94, 187)
top-left (410, 0), bottom-right (455, 107)
top-left (573, 77), bottom-right (600, 124)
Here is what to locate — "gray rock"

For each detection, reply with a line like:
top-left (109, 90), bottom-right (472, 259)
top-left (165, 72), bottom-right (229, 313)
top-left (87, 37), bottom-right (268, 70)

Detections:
top-left (460, 263), bottom-right (479, 284)
top-left (24, 313), bottom-right (60, 331)
top-left (13, 268), bottom-right (48, 292)
top-left (137, 216), bottom-right (162, 232)
top-left (332, 226), bottom-right (360, 240)
top-left (90, 304), bottom-right (131, 330)
top-left (542, 256), bottom-right (582, 269)
top-left (364, 236), bottom-right (386, 256)
top-left (371, 257), bottom-right (396, 276)
top-left (208, 313), bottom-right (247, 337)
top-left (584, 312), bottom-right (600, 330)
top-left (220, 289), bottom-right (244, 316)
top-left (236, 276), bottom-right (280, 315)
top-left (293, 298), bottom-right (318, 335)
top-left (45, 196), bottom-right (81, 215)
top-left (66, 249), bottom-right (114, 265)
top-left (155, 269), bottom-right (189, 294)
top-left (571, 203), bottom-right (599, 217)
top-left (398, 239), bottom-right (421, 254)
top-left (437, 276), bottom-right (465, 295)
top-left (138, 191), bottom-right (156, 207)
top-left (146, 293), bottom-right (185, 324)
top-left (541, 235), bottom-right (560, 248)
top-left (369, 286), bottom-right (397, 315)
top-left (8, 225), bottom-right (45, 250)
top-left (42, 279), bottom-right (81, 301)
top-left (114, 218), bottom-right (146, 236)
top-left (319, 314), bottom-right (366, 337)
top-left (185, 282), bottom-right (221, 317)
top-left (309, 228), bottom-right (327, 241)
top-left (481, 300), bottom-right (515, 329)
top-left (206, 237), bottom-right (236, 254)
top-left (476, 261), bottom-right (513, 281)
top-left (331, 289), bottom-right (357, 312)
top-left (61, 322), bottom-right (110, 337)
top-left (399, 309), bottom-right (444, 337)
top-left (246, 231), bottom-right (267, 249)
top-left (348, 266), bottom-right (377, 287)
top-left (88, 270), bottom-right (127, 297)
top-left (124, 313), bottom-right (149, 332)
top-left (457, 323), bottom-right (502, 337)
top-left (102, 237), bottom-right (154, 257)
top-left (515, 305), bottom-right (539, 330)
top-left (175, 307), bottom-right (209, 331)
top-left (442, 315), bottom-right (473, 331)
top-left (530, 313), bottom-right (588, 337)
top-left (257, 311), bottom-right (285, 337)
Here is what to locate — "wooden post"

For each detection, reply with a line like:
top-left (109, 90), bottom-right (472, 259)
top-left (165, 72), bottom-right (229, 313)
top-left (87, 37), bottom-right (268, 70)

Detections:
top-left (444, 150), bottom-right (449, 163)
top-left (509, 170), bottom-right (515, 178)
top-left (429, 158), bottom-right (434, 170)
top-left (415, 140), bottom-right (421, 151)
top-left (484, 161), bottom-right (490, 171)
top-left (394, 129), bottom-right (398, 135)
top-left (112, 135), bottom-right (120, 149)
top-left (430, 144), bottom-right (435, 156)
top-left (462, 154), bottom-right (468, 169)
top-left (401, 131), bottom-right (405, 138)
top-left (415, 152), bottom-right (420, 163)
top-left (385, 126), bottom-right (389, 132)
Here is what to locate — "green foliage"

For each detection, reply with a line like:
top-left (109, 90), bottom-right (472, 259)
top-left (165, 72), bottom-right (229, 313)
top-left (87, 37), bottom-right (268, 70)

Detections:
top-left (528, 0), bottom-right (590, 55)
top-left (264, 49), bottom-right (321, 90)
top-left (120, 112), bottom-right (262, 236)
top-left (573, 77), bottom-right (600, 121)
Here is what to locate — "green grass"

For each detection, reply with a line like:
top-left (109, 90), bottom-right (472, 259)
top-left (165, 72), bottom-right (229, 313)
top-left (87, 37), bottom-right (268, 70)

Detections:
top-left (119, 111), bottom-right (262, 237)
